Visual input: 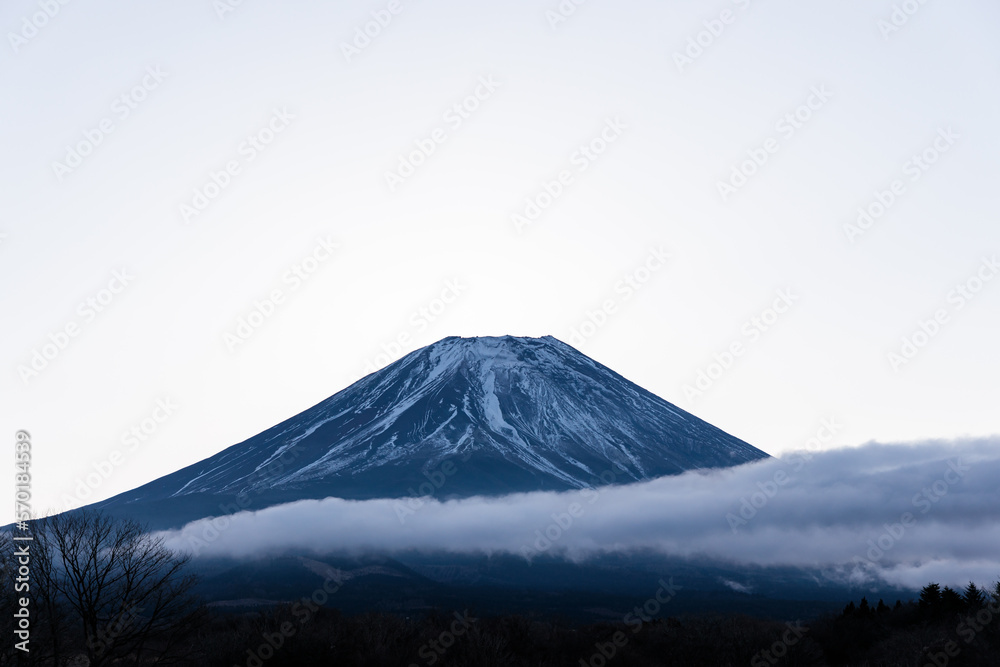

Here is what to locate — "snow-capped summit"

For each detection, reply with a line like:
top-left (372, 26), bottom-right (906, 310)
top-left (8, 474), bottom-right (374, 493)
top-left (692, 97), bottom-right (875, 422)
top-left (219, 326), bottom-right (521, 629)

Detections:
top-left (95, 335), bottom-right (768, 528)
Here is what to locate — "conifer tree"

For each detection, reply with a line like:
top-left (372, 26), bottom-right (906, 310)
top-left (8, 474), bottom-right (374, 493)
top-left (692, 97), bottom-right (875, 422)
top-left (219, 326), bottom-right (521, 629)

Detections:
top-left (942, 586), bottom-right (965, 613)
top-left (964, 582), bottom-right (985, 609)
top-left (919, 583), bottom-right (942, 611)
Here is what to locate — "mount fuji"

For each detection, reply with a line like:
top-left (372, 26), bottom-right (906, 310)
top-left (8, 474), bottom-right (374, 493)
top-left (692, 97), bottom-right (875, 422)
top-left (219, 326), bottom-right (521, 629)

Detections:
top-left (93, 335), bottom-right (768, 529)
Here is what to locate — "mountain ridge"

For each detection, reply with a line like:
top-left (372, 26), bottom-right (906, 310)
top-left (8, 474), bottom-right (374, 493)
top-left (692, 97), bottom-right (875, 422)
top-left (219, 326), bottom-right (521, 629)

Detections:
top-left (91, 335), bottom-right (768, 529)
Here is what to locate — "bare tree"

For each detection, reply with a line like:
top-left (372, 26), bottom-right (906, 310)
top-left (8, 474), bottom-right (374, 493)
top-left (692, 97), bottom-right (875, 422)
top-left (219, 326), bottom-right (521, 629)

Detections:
top-left (8, 511), bottom-right (204, 666)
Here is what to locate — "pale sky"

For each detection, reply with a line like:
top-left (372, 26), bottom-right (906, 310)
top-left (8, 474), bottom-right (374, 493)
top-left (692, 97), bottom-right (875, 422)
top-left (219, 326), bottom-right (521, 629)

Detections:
top-left (2, 0), bottom-right (999, 518)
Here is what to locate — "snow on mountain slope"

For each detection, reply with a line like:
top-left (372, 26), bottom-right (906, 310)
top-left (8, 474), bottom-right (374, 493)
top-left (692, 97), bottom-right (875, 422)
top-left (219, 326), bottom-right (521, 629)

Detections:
top-left (93, 335), bottom-right (769, 528)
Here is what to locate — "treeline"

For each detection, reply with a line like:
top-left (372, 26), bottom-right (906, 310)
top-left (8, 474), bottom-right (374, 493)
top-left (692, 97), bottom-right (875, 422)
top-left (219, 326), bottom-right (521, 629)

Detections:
top-left (3, 511), bottom-right (1000, 665)
top-left (815, 581), bottom-right (1000, 666)
top-left (189, 587), bottom-right (1000, 667)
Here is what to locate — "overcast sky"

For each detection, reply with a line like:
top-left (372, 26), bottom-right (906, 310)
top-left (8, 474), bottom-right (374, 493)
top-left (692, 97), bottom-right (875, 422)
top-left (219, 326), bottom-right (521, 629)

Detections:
top-left (2, 0), bottom-right (999, 515)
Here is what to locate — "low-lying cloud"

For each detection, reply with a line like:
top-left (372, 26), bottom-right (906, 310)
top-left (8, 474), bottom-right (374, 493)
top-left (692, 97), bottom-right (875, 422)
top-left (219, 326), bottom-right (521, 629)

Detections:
top-left (159, 437), bottom-right (1000, 589)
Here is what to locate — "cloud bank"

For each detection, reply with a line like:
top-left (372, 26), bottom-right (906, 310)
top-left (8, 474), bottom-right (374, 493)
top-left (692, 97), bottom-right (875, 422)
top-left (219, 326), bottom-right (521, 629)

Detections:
top-left (159, 437), bottom-right (1000, 589)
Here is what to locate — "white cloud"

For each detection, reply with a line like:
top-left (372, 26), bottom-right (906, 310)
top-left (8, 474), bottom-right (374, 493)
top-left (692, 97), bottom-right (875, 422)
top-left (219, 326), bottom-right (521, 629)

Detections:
top-left (159, 437), bottom-right (1000, 588)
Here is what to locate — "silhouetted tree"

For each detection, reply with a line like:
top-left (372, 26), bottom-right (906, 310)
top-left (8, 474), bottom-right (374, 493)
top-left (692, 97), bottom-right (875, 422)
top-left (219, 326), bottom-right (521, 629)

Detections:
top-left (942, 586), bottom-right (965, 614)
top-left (858, 597), bottom-right (871, 616)
top-left (964, 582), bottom-right (986, 609)
top-left (876, 599), bottom-right (890, 614)
top-left (919, 583), bottom-right (942, 615)
top-left (6, 511), bottom-right (204, 666)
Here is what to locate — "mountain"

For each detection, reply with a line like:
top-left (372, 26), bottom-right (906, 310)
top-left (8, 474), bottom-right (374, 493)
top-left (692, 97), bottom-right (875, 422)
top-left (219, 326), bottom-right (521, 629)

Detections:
top-left (93, 335), bottom-right (768, 529)
top-left (187, 551), bottom-right (859, 622)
